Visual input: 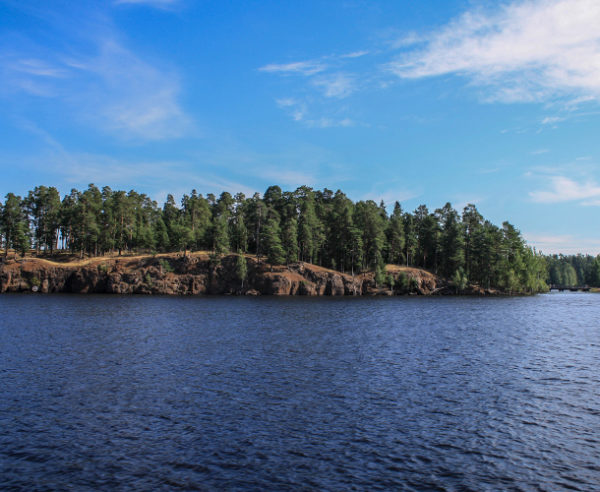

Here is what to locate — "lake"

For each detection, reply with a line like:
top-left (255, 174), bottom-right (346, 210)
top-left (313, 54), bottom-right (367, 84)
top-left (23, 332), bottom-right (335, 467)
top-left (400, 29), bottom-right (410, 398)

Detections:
top-left (1, 293), bottom-right (599, 490)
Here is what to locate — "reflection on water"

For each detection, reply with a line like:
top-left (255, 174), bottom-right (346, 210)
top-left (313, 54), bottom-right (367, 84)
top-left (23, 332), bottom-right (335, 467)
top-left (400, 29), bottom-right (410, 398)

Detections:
top-left (1, 293), bottom-right (599, 490)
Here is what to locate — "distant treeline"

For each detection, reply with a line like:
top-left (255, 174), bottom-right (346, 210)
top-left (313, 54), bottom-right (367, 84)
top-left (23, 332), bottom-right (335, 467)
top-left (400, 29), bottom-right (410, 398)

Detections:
top-left (0, 183), bottom-right (566, 293)
top-left (546, 254), bottom-right (600, 287)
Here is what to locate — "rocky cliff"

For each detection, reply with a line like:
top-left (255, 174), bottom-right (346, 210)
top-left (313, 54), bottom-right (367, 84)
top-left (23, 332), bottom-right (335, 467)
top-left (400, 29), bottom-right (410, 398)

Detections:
top-left (0, 253), bottom-right (494, 296)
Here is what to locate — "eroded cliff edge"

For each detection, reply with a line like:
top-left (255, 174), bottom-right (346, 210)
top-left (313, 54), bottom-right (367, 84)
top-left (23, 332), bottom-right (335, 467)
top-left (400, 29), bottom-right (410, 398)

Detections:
top-left (0, 253), bottom-right (497, 296)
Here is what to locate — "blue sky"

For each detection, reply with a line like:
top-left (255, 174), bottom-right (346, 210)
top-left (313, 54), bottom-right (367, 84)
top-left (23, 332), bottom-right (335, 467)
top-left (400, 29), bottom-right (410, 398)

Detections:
top-left (1, 0), bottom-right (599, 254)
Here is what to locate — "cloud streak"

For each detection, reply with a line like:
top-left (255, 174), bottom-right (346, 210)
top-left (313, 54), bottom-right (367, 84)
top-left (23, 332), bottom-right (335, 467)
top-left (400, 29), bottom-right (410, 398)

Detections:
top-left (0, 13), bottom-right (190, 141)
top-left (311, 73), bottom-right (355, 98)
top-left (524, 233), bottom-right (600, 255)
top-left (114, 0), bottom-right (180, 8)
top-left (259, 60), bottom-right (327, 76)
top-left (529, 176), bottom-right (600, 204)
top-left (388, 0), bottom-right (600, 103)
top-left (67, 39), bottom-right (191, 140)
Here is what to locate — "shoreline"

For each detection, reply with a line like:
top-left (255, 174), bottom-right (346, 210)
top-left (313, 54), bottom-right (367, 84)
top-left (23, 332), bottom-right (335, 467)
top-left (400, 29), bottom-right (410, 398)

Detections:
top-left (0, 253), bottom-right (508, 297)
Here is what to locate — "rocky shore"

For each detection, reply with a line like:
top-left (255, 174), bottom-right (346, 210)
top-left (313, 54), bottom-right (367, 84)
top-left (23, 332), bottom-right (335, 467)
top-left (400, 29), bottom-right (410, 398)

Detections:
top-left (0, 253), bottom-right (498, 296)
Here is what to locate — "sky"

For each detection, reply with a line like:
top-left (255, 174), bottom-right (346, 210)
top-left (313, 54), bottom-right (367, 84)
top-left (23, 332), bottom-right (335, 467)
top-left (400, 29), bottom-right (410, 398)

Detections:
top-left (1, 0), bottom-right (599, 255)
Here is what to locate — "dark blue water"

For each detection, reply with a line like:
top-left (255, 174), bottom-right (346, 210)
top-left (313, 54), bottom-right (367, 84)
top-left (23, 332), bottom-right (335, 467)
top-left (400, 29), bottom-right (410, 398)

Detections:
top-left (1, 293), bottom-right (599, 491)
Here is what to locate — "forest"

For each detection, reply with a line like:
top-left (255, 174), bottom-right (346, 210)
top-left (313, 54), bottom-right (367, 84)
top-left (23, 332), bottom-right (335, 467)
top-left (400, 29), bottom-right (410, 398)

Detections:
top-left (546, 254), bottom-right (600, 287)
top-left (1, 184), bottom-right (597, 293)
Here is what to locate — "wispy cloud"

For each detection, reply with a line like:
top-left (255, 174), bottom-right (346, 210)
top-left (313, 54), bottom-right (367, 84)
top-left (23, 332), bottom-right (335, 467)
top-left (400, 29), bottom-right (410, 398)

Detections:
top-left (259, 60), bottom-right (327, 76)
top-left (10, 58), bottom-right (67, 78)
top-left (361, 189), bottom-right (420, 206)
top-left (340, 50), bottom-right (370, 59)
top-left (306, 117), bottom-right (354, 128)
top-left (529, 176), bottom-right (600, 204)
top-left (524, 233), bottom-right (600, 255)
top-left (68, 39), bottom-right (191, 140)
top-left (541, 116), bottom-right (564, 125)
top-left (260, 51), bottom-right (369, 125)
top-left (388, 0), bottom-right (600, 103)
top-left (311, 73), bottom-right (356, 98)
top-left (18, 146), bottom-right (256, 200)
top-left (114, 0), bottom-right (180, 8)
top-left (275, 97), bottom-right (354, 127)
top-left (276, 97), bottom-right (307, 122)
top-left (1, 31), bottom-right (191, 140)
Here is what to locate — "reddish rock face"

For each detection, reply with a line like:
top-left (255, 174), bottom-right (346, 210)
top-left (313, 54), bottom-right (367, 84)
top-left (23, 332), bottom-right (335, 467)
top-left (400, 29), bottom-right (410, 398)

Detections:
top-left (0, 254), bottom-right (493, 296)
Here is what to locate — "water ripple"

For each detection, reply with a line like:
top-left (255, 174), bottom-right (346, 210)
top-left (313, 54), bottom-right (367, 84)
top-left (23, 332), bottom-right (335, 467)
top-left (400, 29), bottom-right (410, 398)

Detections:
top-left (1, 293), bottom-right (599, 490)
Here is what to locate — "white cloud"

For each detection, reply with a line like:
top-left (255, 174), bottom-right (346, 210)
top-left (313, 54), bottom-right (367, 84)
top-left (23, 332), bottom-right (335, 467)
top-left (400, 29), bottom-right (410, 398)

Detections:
top-left (260, 53), bottom-right (366, 124)
top-left (66, 40), bottom-right (190, 140)
top-left (276, 97), bottom-right (307, 121)
top-left (18, 147), bottom-right (256, 200)
top-left (275, 97), bottom-right (352, 127)
top-left (541, 116), bottom-right (564, 125)
top-left (259, 60), bottom-right (326, 76)
top-left (388, 0), bottom-right (600, 103)
top-left (524, 233), bottom-right (600, 255)
top-left (362, 189), bottom-right (420, 206)
top-left (114, 0), bottom-right (179, 8)
top-left (529, 176), bottom-right (600, 204)
top-left (306, 117), bottom-right (354, 128)
top-left (1, 36), bottom-right (191, 140)
top-left (11, 58), bottom-right (66, 78)
top-left (340, 50), bottom-right (370, 59)
top-left (391, 32), bottom-right (424, 49)
top-left (311, 73), bottom-right (355, 98)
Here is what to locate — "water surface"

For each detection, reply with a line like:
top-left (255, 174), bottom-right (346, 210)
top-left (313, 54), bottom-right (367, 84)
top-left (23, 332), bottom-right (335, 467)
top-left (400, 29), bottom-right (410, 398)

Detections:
top-left (1, 293), bottom-right (599, 490)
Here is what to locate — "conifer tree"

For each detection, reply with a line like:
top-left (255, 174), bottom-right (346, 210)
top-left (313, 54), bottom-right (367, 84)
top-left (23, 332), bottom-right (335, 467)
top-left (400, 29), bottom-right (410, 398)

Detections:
top-left (1, 193), bottom-right (29, 258)
top-left (261, 212), bottom-right (285, 265)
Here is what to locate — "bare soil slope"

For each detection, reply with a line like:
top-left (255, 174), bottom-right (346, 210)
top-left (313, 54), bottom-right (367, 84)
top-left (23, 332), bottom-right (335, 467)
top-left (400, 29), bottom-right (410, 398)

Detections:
top-left (0, 253), bottom-right (495, 296)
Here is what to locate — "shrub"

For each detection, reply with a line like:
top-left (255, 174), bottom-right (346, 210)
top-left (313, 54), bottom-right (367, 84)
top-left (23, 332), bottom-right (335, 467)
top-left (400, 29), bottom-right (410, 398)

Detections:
top-left (386, 273), bottom-right (395, 289)
top-left (409, 277), bottom-right (419, 291)
top-left (158, 258), bottom-right (174, 273)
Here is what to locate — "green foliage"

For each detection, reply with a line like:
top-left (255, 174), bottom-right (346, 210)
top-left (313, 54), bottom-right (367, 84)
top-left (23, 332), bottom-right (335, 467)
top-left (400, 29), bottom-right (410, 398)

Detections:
top-left (0, 183), bottom-right (554, 294)
top-left (97, 263), bottom-right (109, 273)
top-left (282, 216), bottom-right (299, 264)
top-left (451, 267), bottom-right (468, 293)
top-left (386, 273), bottom-right (395, 289)
top-left (374, 262), bottom-right (386, 287)
top-left (236, 252), bottom-right (248, 288)
top-left (261, 212), bottom-right (286, 265)
top-left (409, 276), bottom-right (419, 291)
top-left (144, 273), bottom-right (153, 286)
top-left (158, 258), bottom-right (174, 273)
top-left (396, 272), bottom-right (409, 291)
top-left (547, 254), bottom-right (598, 287)
top-left (211, 214), bottom-right (230, 256)
top-left (591, 256), bottom-right (600, 287)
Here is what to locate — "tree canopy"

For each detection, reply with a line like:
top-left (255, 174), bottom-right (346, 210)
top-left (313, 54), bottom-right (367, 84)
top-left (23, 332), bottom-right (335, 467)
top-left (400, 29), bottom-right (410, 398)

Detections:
top-left (0, 183), bottom-right (575, 293)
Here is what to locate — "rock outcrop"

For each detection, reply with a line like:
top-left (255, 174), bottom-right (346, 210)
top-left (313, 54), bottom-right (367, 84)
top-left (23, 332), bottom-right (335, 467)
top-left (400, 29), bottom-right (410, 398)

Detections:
top-left (0, 253), bottom-right (498, 296)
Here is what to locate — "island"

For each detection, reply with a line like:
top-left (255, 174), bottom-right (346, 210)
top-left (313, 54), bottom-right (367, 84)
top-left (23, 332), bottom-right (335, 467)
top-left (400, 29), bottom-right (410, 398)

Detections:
top-left (1, 184), bottom-right (599, 295)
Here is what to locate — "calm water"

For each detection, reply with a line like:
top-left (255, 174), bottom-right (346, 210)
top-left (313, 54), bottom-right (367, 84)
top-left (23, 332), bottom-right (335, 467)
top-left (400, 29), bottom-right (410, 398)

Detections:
top-left (1, 293), bottom-right (599, 491)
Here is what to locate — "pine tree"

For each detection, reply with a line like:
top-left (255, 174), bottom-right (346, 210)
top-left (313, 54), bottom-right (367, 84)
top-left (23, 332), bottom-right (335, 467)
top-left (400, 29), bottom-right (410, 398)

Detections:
top-left (1, 193), bottom-right (29, 258)
top-left (282, 215), bottom-right (299, 264)
top-left (261, 213), bottom-right (285, 265)
top-left (236, 252), bottom-right (248, 289)
top-left (386, 202), bottom-right (405, 265)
